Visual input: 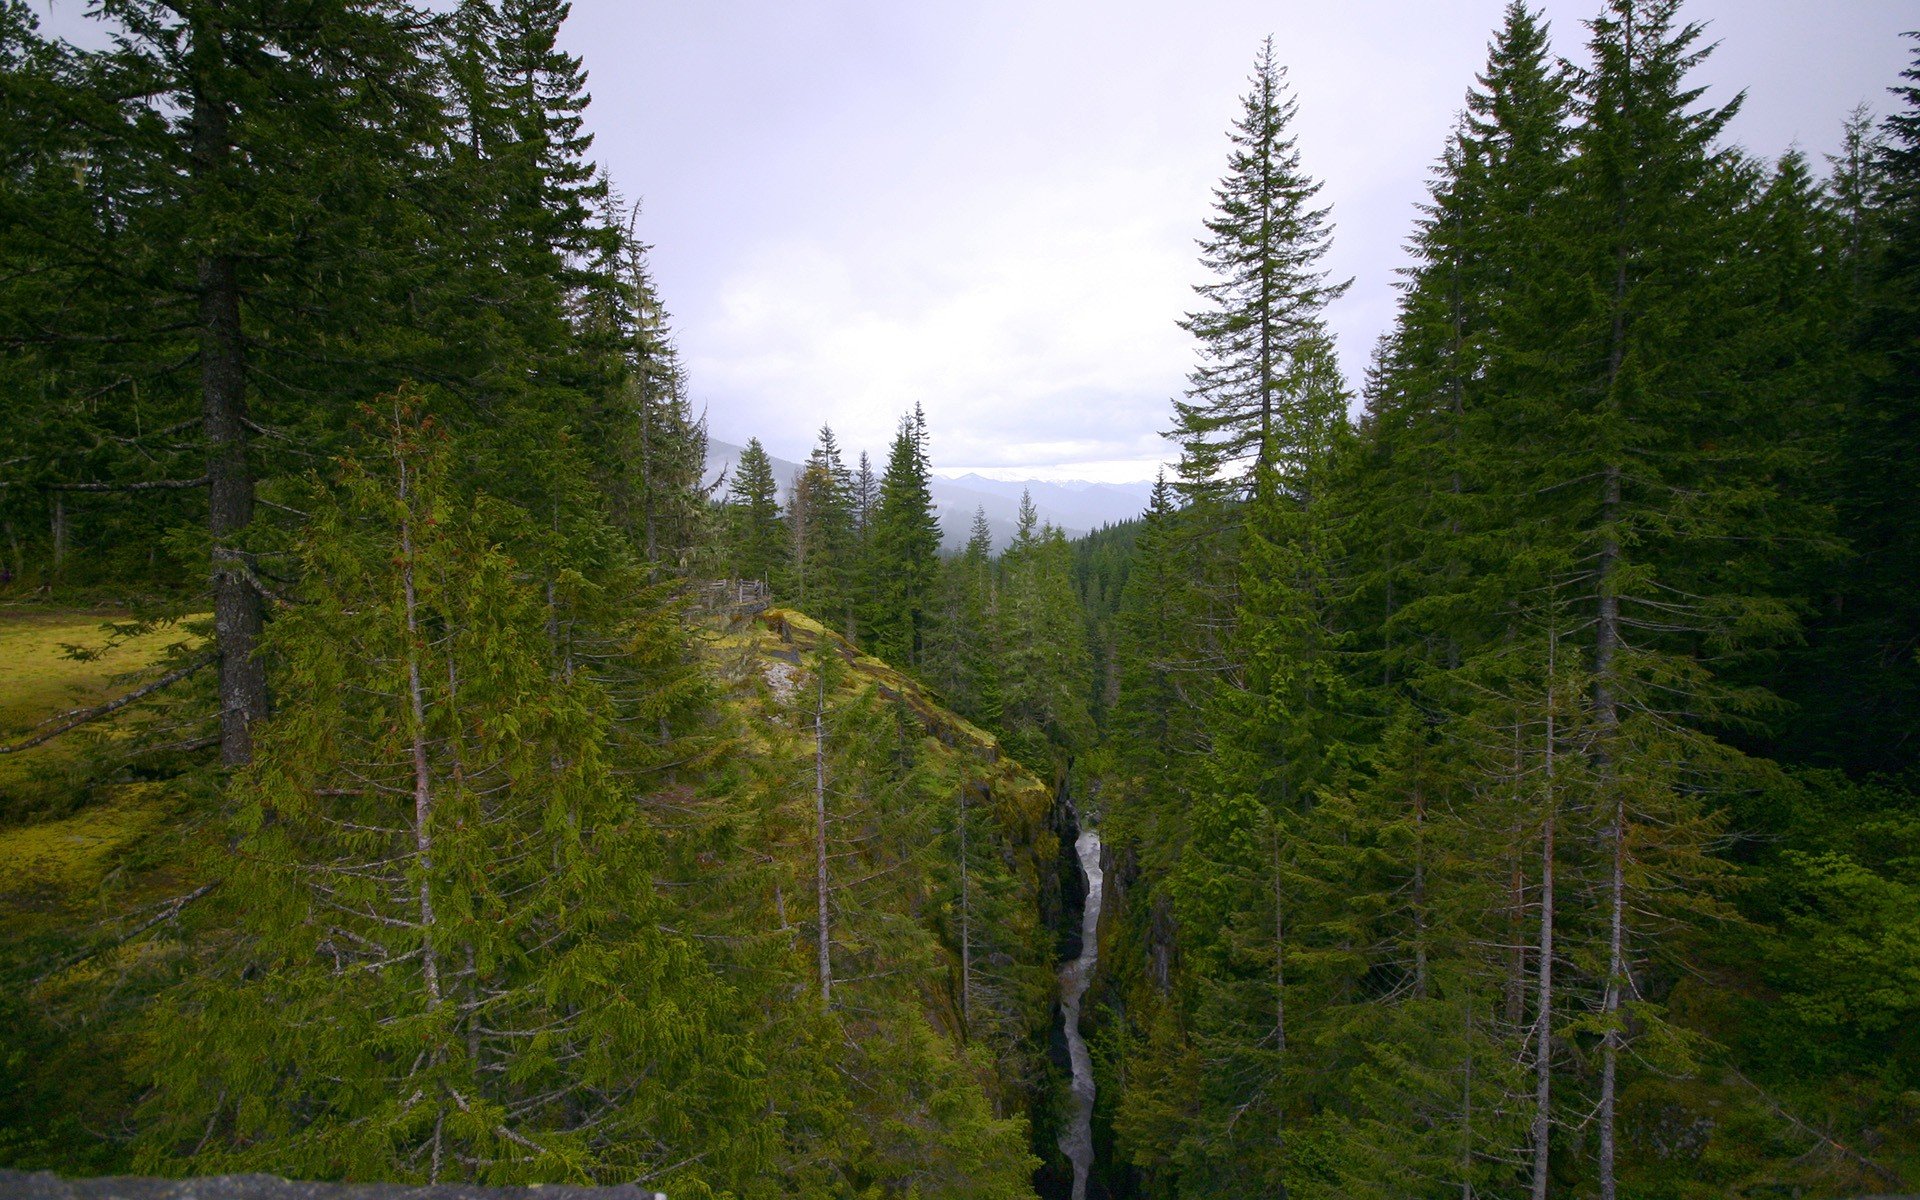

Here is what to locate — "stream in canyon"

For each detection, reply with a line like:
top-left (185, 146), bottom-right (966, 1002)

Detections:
top-left (1057, 823), bottom-right (1104, 1200)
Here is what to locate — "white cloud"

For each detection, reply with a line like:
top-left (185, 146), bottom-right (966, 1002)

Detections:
top-left (689, 157), bottom-right (1199, 471)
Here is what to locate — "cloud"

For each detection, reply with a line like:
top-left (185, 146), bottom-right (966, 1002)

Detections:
top-left (689, 157), bottom-right (1197, 473)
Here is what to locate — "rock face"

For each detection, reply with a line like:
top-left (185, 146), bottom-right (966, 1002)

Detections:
top-left (0, 1173), bottom-right (667, 1200)
top-left (1056, 825), bottom-right (1104, 1200)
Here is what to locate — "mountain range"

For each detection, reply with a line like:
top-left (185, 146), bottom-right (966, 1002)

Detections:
top-left (705, 439), bottom-right (1154, 551)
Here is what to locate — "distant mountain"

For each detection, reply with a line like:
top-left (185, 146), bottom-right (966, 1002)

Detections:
top-left (934, 474), bottom-right (1155, 539)
top-left (704, 440), bottom-right (1152, 552)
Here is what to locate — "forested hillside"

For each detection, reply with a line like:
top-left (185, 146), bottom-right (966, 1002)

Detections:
top-left (2, 0), bottom-right (1916, 1197)
top-left (1076, 8), bottom-right (1920, 1199)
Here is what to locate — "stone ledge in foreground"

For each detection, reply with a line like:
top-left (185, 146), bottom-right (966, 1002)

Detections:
top-left (0, 1172), bottom-right (666, 1200)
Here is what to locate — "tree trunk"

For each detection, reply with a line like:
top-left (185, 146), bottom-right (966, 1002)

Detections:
top-left (50, 494), bottom-right (67, 578)
top-left (1595, 10), bottom-right (1635, 1170)
top-left (399, 453), bottom-right (441, 1008)
top-left (191, 36), bottom-right (266, 768)
top-left (1530, 775), bottom-right (1556, 1199)
top-left (959, 782), bottom-right (971, 1032)
top-left (1459, 999), bottom-right (1475, 1200)
top-left (1596, 186), bottom-right (1632, 1200)
top-left (1272, 825), bottom-right (1289, 1198)
top-left (815, 675), bottom-right (831, 1005)
top-left (1412, 783), bottom-right (1429, 999)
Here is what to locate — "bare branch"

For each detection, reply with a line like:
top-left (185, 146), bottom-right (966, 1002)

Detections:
top-left (0, 652), bottom-right (215, 755)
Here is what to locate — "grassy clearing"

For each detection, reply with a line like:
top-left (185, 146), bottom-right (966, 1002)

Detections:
top-left (0, 610), bottom-right (199, 821)
top-left (0, 609), bottom-right (203, 968)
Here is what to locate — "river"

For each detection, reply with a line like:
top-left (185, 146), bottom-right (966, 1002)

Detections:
top-left (1057, 824), bottom-right (1103, 1200)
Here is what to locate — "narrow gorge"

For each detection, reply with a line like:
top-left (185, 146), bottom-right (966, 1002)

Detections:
top-left (1057, 819), bottom-right (1104, 1200)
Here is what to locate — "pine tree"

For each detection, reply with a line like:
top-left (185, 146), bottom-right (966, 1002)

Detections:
top-left (788, 426), bottom-right (857, 631)
top-left (1165, 339), bottom-right (1361, 1195)
top-left (1171, 36), bottom-right (1350, 501)
top-left (601, 209), bottom-right (711, 575)
top-left (137, 399), bottom-right (767, 1187)
top-left (923, 507), bottom-right (1003, 727)
top-left (1105, 475), bottom-right (1209, 893)
top-left (0, 0), bottom-right (442, 764)
top-left (727, 437), bottom-right (787, 585)
top-left (866, 405), bottom-right (943, 669)
top-left (1787, 35), bottom-right (1920, 775)
top-left (997, 502), bottom-right (1093, 775)
top-left (1340, 10), bottom-right (1583, 1190)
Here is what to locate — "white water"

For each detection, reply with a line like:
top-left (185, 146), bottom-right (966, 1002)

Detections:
top-left (1058, 826), bottom-right (1103, 1200)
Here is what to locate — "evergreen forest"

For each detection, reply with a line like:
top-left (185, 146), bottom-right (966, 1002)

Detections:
top-left (1, 2), bottom-right (1916, 1198)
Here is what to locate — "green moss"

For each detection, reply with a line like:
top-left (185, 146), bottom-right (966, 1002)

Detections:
top-left (0, 785), bottom-right (167, 899)
top-left (0, 613), bottom-right (208, 1173)
top-left (0, 610), bottom-right (198, 819)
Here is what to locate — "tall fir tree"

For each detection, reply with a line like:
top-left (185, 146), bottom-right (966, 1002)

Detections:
top-left (788, 426), bottom-right (857, 629)
top-left (727, 437), bottom-right (787, 585)
top-left (0, 0), bottom-right (442, 764)
top-left (997, 498), bottom-right (1093, 776)
top-left (866, 405), bottom-right (943, 669)
top-left (137, 400), bottom-right (768, 1187)
top-left (1171, 36), bottom-right (1350, 501)
top-left (923, 507), bottom-right (1003, 728)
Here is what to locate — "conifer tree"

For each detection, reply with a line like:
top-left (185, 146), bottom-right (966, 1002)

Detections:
top-left (606, 215), bottom-right (711, 574)
top-left (790, 426), bottom-right (857, 631)
top-left (853, 451), bottom-right (879, 537)
top-left (1341, 11), bottom-right (1583, 1189)
top-left (727, 437), bottom-right (787, 585)
top-left (997, 501), bottom-right (1093, 774)
top-left (0, 0), bottom-right (441, 764)
top-left (1171, 37), bottom-right (1350, 501)
top-left (866, 405), bottom-right (943, 668)
top-left (1105, 476), bottom-right (1210, 891)
top-left (137, 400), bottom-right (766, 1187)
top-left (1787, 34), bottom-right (1920, 774)
top-left (924, 508), bottom-right (1003, 727)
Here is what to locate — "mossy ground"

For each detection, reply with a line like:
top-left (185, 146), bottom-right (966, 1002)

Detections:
top-left (697, 605), bottom-right (1052, 825)
top-left (0, 610), bottom-right (211, 1170)
top-left (0, 610), bottom-right (196, 822)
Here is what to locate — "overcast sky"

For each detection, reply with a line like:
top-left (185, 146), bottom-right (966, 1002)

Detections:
top-left (33, 1), bottom-right (1917, 481)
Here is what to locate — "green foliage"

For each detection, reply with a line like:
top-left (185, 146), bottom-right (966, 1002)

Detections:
top-left (865, 406), bottom-right (943, 670)
top-left (1170, 36), bottom-right (1349, 502)
top-left (923, 508), bottom-right (1005, 730)
top-left (135, 403), bottom-right (769, 1187)
top-left (651, 607), bottom-right (1056, 1196)
top-left (1093, 8), bottom-right (1919, 1198)
top-left (726, 437), bottom-right (788, 584)
top-left (8, 0), bottom-right (1920, 1193)
top-left (787, 426), bottom-right (859, 632)
top-left (996, 505), bottom-right (1094, 775)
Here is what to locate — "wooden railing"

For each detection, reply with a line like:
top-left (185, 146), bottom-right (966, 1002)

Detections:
top-left (688, 578), bottom-right (772, 619)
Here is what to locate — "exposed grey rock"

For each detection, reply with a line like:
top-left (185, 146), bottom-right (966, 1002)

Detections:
top-left (0, 1172), bottom-right (666, 1200)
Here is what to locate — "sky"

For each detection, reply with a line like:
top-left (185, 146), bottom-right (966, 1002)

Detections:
top-left (31, 1), bottom-right (1918, 482)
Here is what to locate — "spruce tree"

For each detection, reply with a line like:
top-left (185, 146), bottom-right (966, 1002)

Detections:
top-left (788, 426), bottom-right (857, 631)
top-left (137, 400), bottom-right (766, 1186)
top-left (727, 437), bottom-right (787, 585)
top-left (1788, 35), bottom-right (1920, 775)
top-left (1341, 10), bottom-right (1582, 1190)
top-left (866, 405), bottom-right (943, 669)
top-left (0, 0), bottom-right (441, 764)
top-left (923, 507), bottom-right (1003, 727)
top-left (997, 502), bottom-right (1093, 775)
top-left (1171, 36), bottom-right (1350, 500)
